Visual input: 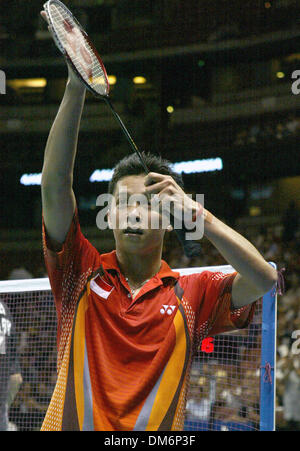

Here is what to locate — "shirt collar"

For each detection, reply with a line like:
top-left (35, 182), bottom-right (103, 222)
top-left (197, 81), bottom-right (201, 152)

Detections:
top-left (100, 250), bottom-right (180, 281)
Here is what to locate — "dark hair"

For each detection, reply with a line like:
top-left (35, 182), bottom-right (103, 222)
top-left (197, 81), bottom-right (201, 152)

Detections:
top-left (108, 151), bottom-right (184, 194)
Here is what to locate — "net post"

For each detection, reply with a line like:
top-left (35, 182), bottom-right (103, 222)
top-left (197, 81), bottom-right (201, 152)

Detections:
top-left (259, 262), bottom-right (277, 431)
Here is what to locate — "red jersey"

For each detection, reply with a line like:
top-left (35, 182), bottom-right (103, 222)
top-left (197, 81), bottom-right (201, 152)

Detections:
top-left (41, 210), bottom-right (255, 431)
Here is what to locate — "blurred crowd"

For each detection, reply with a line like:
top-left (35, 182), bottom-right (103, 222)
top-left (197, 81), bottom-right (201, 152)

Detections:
top-left (233, 114), bottom-right (300, 148)
top-left (2, 205), bottom-right (300, 431)
top-left (164, 202), bottom-right (300, 431)
top-left (5, 294), bottom-right (57, 431)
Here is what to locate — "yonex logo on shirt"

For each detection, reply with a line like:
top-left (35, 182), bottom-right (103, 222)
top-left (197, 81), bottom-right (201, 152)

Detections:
top-left (160, 305), bottom-right (176, 315)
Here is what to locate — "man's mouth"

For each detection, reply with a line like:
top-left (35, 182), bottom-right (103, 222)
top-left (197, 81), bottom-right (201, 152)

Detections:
top-left (123, 228), bottom-right (144, 235)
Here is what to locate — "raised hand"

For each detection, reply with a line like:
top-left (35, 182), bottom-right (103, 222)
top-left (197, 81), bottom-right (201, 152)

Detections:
top-left (40, 10), bottom-right (85, 91)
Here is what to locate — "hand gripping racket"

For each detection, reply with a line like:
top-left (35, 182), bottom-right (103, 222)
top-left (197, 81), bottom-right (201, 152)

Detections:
top-left (43, 0), bottom-right (201, 257)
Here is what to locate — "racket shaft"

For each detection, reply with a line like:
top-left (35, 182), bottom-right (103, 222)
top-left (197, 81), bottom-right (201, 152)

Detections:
top-left (104, 98), bottom-right (149, 173)
top-left (103, 100), bottom-right (200, 255)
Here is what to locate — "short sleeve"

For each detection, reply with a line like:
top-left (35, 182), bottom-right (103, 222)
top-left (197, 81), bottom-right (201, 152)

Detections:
top-left (42, 208), bottom-right (100, 349)
top-left (191, 271), bottom-right (256, 337)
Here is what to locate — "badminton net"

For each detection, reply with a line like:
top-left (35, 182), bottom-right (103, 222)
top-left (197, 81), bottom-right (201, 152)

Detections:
top-left (0, 265), bottom-right (276, 431)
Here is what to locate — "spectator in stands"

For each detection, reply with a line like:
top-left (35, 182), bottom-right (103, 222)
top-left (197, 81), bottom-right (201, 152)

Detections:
top-left (282, 201), bottom-right (300, 243)
top-left (275, 123), bottom-right (289, 140)
top-left (282, 356), bottom-right (300, 431)
top-left (233, 115), bottom-right (300, 148)
top-left (186, 374), bottom-right (214, 422)
top-left (286, 115), bottom-right (300, 134)
top-left (0, 300), bottom-right (22, 431)
top-left (248, 125), bottom-right (260, 144)
top-left (8, 267), bottom-right (33, 280)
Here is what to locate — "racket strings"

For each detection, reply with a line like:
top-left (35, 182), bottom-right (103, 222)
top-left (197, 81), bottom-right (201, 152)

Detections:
top-left (48, 2), bottom-right (109, 96)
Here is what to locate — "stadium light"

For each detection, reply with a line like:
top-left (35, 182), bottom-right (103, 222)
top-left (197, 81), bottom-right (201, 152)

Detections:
top-left (171, 158), bottom-right (223, 174)
top-left (133, 76), bottom-right (147, 85)
top-left (89, 158), bottom-right (223, 182)
top-left (20, 173), bottom-right (42, 186)
top-left (20, 158), bottom-right (223, 186)
top-left (166, 105), bottom-right (174, 113)
top-left (89, 169), bottom-right (114, 182)
top-left (7, 78), bottom-right (47, 89)
top-left (108, 75), bottom-right (117, 85)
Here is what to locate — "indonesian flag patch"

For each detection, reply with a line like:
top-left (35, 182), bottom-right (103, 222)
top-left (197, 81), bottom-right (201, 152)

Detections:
top-left (90, 274), bottom-right (114, 300)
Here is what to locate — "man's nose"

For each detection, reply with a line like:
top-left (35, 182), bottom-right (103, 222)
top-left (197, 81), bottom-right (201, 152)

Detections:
top-left (127, 203), bottom-right (142, 223)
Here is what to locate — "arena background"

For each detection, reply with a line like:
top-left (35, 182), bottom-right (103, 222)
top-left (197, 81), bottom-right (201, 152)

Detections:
top-left (0, 0), bottom-right (300, 431)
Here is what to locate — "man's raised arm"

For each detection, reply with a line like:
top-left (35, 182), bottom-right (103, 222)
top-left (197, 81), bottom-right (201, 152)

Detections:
top-left (40, 11), bottom-right (86, 251)
top-left (41, 67), bottom-right (86, 251)
top-left (203, 214), bottom-right (278, 308)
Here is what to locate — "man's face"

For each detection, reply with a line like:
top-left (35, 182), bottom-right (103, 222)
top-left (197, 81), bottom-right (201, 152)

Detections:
top-left (108, 175), bottom-right (169, 254)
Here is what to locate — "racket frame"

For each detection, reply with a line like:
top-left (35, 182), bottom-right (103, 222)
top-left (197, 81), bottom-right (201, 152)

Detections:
top-left (43, 0), bottom-right (148, 172)
top-left (43, 0), bottom-right (110, 98)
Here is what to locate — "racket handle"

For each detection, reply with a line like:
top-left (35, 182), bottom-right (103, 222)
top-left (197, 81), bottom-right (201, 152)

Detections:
top-left (173, 223), bottom-right (202, 258)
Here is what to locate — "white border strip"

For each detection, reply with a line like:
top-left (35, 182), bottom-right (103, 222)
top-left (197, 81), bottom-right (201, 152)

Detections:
top-left (0, 278), bottom-right (51, 293)
top-left (0, 266), bottom-right (235, 294)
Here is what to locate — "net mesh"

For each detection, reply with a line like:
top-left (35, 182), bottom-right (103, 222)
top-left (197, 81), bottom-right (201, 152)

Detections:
top-left (45, 0), bottom-right (109, 96)
top-left (0, 272), bottom-right (269, 431)
top-left (185, 301), bottom-right (262, 431)
top-left (0, 288), bottom-right (56, 431)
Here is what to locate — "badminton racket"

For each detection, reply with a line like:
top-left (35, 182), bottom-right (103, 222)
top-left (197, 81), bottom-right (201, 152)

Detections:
top-left (43, 0), bottom-right (148, 172)
top-left (43, 0), bottom-right (201, 257)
